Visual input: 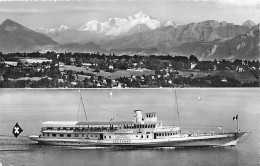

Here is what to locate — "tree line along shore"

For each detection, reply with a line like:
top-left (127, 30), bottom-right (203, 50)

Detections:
top-left (0, 52), bottom-right (259, 88)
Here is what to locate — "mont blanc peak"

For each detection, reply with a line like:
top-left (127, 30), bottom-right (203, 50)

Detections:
top-left (134, 11), bottom-right (150, 19)
top-left (79, 11), bottom-right (161, 36)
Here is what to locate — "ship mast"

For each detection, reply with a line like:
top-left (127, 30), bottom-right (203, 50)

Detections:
top-left (174, 90), bottom-right (181, 131)
top-left (80, 93), bottom-right (87, 121)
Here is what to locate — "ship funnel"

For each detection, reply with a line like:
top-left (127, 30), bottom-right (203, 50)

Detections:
top-left (134, 110), bottom-right (142, 123)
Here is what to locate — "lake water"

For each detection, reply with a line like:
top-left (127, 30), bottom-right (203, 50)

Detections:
top-left (0, 88), bottom-right (259, 166)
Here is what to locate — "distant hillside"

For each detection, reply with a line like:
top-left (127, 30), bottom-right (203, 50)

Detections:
top-left (0, 19), bottom-right (58, 53)
top-left (103, 20), bottom-right (250, 50)
top-left (174, 25), bottom-right (259, 60)
top-left (208, 27), bottom-right (259, 60)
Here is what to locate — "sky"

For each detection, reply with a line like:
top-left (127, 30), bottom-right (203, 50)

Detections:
top-left (0, 0), bottom-right (259, 29)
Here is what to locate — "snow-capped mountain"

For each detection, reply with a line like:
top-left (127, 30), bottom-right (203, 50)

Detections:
top-left (79, 11), bottom-right (161, 36)
top-left (79, 20), bottom-right (100, 32)
top-left (33, 27), bottom-right (49, 34)
top-left (33, 25), bottom-right (70, 34)
top-left (164, 20), bottom-right (178, 28)
top-left (48, 25), bottom-right (70, 33)
top-left (33, 12), bottom-right (180, 44)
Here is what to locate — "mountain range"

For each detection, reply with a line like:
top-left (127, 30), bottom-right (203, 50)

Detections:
top-left (0, 12), bottom-right (259, 60)
top-left (33, 12), bottom-right (169, 44)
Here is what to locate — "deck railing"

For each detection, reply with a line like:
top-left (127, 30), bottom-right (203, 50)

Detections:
top-left (41, 128), bottom-right (119, 133)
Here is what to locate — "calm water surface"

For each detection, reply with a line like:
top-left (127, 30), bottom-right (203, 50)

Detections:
top-left (0, 88), bottom-right (259, 166)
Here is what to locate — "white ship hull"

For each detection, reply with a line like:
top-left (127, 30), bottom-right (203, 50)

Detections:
top-left (29, 132), bottom-right (246, 148)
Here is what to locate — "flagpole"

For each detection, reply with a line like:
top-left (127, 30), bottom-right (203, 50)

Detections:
top-left (237, 115), bottom-right (239, 133)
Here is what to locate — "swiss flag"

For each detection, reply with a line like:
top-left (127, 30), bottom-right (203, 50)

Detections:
top-left (12, 122), bottom-right (23, 138)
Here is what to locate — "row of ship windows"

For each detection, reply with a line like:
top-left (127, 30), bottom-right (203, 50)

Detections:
top-left (42, 132), bottom-right (178, 138)
top-left (43, 133), bottom-right (114, 139)
top-left (146, 114), bottom-right (156, 118)
top-left (43, 133), bottom-right (99, 138)
top-left (123, 124), bottom-right (156, 129)
top-left (156, 132), bottom-right (178, 136)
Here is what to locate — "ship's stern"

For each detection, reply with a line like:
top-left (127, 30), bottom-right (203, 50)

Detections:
top-left (28, 135), bottom-right (40, 142)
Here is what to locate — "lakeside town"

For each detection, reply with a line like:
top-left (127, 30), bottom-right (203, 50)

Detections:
top-left (0, 52), bottom-right (259, 88)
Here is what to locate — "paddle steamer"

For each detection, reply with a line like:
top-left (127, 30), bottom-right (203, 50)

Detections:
top-left (29, 93), bottom-right (248, 148)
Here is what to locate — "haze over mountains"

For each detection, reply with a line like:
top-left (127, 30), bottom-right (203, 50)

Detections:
top-left (0, 12), bottom-right (259, 60)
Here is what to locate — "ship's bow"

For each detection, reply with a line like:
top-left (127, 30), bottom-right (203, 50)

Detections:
top-left (223, 132), bottom-right (249, 147)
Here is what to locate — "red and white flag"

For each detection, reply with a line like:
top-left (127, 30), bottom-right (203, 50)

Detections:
top-left (233, 114), bottom-right (238, 121)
